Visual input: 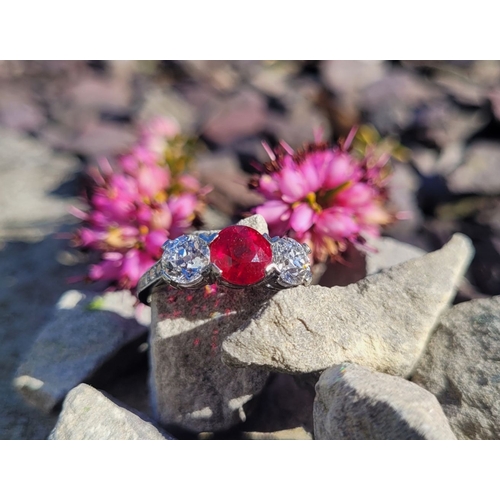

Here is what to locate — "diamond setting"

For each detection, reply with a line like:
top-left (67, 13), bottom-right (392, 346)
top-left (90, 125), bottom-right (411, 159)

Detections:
top-left (272, 237), bottom-right (313, 287)
top-left (161, 234), bottom-right (210, 285)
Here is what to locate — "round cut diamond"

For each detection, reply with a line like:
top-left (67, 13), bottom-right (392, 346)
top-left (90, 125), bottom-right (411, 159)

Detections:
top-left (272, 237), bottom-right (312, 287)
top-left (161, 235), bottom-right (210, 285)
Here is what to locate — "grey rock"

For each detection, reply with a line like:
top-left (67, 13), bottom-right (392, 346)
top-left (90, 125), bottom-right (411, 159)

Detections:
top-left (250, 63), bottom-right (296, 98)
top-left (314, 364), bottom-right (456, 440)
top-left (202, 89), bottom-right (268, 146)
top-left (0, 130), bottom-right (85, 439)
top-left (470, 236), bottom-right (500, 297)
top-left (0, 86), bottom-right (46, 132)
top-left (320, 60), bottom-right (388, 97)
top-left (138, 87), bottom-right (196, 134)
top-left (385, 162), bottom-right (423, 241)
top-left (67, 76), bottom-right (133, 114)
top-left (319, 236), bottom-right (428, 289)
top-left (242, 428), bottom-right (312, 440)
top-left (180, 61), bottom-right (241, 91)
top-left (411, 147), bottom-right (439, 176)
top-left (434, 72), bottom-right (486, 107)
top-left (359, 70), bottom-right (443, 135)
top-left (0, 235), bottom-right (83, 439)
top-left (95, 362), bottom-right (152, 420)
top-left (476, 199), bottom-right (500, 236)
top-left (412, 144), bottom-right (465, 177)
top-left (434, 143), bottom-right (466, 176)
top-left (422, 102), bottom-right (488, 148)
top-left (235, 214), bottom-right (268, 235)
top-left (448, 141), bottom-right (500, 195)
top-left (266, 83), bottom-right (331, 147)
top-left (489, 88), bottom-right (500, 122)
top-left (49, 384), bottom-right (169, 440)
top-left (200, 207), bottom-right (232, 232)
top-left (61, 122), bottom-right (136, 157)
top-left (411, 297), bottom-right (500, 439)
top-left (471, 60), bottom-right (500, 86)
top-left (365, 236), bottom-right (426, 275)
top-left (317, 244), bottom-right (366, 287)
top-left (0, 127), bottom-right (81, 242)
top-left (14, 290), bottom-right (149, 412)
top-left (319, 61), bottom-right (388, 133)
top-left (239, 373), bottom-right (315, 435)
top-left (196, 153), bottom-right (263, 216)
top-left (222, 233), bottom-right (474, 376)
top-left (149, 215), bottom-right (271, 433)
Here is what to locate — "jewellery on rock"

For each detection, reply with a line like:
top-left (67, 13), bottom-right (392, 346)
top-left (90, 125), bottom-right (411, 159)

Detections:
top-left (137, 225), bottom-right (313, 305)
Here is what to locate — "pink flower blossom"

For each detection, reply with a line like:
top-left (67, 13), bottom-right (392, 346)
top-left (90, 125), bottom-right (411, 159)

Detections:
top-left (253, 129), bottom-right (395, 262)
top-left (140, 116), bottom-right (180, 155)
top-left (73, 116), bottom-right (207, 292)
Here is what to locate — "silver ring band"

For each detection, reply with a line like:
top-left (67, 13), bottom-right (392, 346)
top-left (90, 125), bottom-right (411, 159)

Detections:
top-left (137, 227), bottom-right (312, 305)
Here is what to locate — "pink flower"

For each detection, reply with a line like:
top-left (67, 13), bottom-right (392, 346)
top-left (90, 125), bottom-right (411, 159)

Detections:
top-left (116, 116), bottom-right (180, 171)
top-left (253, 130), bottom-right (395, 262)
top-left (140, 116), bottom-right (180, 156)
top-left (73, 116), bottom-right (208, 292)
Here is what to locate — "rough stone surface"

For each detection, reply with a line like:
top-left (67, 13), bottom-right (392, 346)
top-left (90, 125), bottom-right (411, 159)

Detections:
top-left (67, 76), bottom-right (132, 114)
top-left (49, 384), bottom-right (169, 440)
top-left (149, 215), bottom-right (271, 433)
top-left (14, 290), bottom-right (150, 412)
top-left (0, 233), bottom-right (86, 439)
top-left (0, 127), bottom-right (81, 242)
top-left (0, 129), bottom-right (88, 439)
top-left (448, 141), bottom-right (500, 195)
top-left (222, 234), bottom-right (474, 376)
top-left (365, 236), bottom-right (426, 275)
top-left (0, 86), bottom-right (46, 132)
top-left (411, 297), bottom-right (500, 439)
top-left (202, 90), bottom-right (268, 146)
top-left (422, 102), bottom-right (488, 148)
top-left (266, 87), bottom-right (331, 147)
top-left (196, 152), bottom-right (263, 216)
top-left (235, 214), bottom-right (269, 235)
top-left (138, 87), bottom-right (196, 133)
top-left (242, 428), bottom-right (312, 440)
top-left (314, 364), bottom-right (456, 440)
top-left (385, 162), bottom-right (423, 241)
top-left (239, 373), bottom-right (315, 435)
top-left (62, 122), bottom-right (136, 157)
top-left (321, 60), bottom-right (388, 97)
top-left (359, 70), bottom-right (443, 135)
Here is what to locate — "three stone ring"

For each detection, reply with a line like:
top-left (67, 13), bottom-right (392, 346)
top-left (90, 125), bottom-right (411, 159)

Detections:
top-left (137, 224), bottom-right (313, 305)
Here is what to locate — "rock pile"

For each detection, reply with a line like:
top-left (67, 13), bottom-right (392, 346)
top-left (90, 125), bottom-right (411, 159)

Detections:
top-left (3, 61), bottom-right (500, 439)
top-left (39, 214), bottom-right (500, 440)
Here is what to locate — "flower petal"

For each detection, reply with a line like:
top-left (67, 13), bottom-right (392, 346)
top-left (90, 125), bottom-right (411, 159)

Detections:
top-left (88, 253), bottom-right (123, 281)
top-left (279, 168), bottom-right (309, 203)
top-left (335, 183), bottom-right (374, 208)
top-left (255, 200), bottom-right (291, 225)
top-left (289, 203), bottom-right (316, 235)
top-left (122, 249), bottom-right (155, 287)
top-left (145, 229), bottom-right (168, 256)
top-left (257, 175), bottom-right (280, 198)
top-left (322, 152), bottom-right (356, 189)
top-left (137, 164), bottom-right (170, 198)
top-left (315, 208), bottom-right (359, 239)
top-left (300, 158), bottom-right (323, 193)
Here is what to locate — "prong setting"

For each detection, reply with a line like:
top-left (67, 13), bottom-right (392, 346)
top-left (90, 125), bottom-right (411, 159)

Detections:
top-left (139, 228), bottom-right (313, 304)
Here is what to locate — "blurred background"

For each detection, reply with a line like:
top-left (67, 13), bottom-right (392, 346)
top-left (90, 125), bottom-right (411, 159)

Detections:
top-left (1, 60), bottom-right (500, 439)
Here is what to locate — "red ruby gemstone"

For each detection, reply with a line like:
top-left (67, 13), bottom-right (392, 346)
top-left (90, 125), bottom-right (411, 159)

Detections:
top-left (210, 226), bottom-right (272, 286)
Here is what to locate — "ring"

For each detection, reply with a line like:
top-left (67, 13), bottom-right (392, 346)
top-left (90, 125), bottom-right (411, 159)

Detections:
top-left (137, 225), bottom-right (313, 305)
